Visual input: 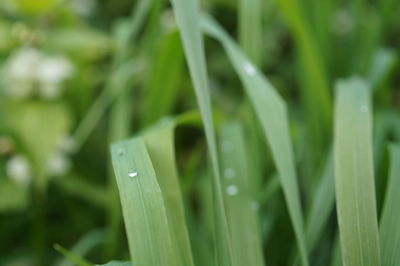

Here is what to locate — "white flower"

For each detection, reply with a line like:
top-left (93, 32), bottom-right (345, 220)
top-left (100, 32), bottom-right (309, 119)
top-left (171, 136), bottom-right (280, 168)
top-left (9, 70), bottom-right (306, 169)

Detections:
top-left (37, 56), bottom-right (74, 99)
top-left (37, 56), bottom-right (74, 84)
top-left (6, 155), bottom-right (32, 187)
top-left (47, 151), bottom-right (71, 177)
top-left (4, 47), bottom-right (42, 98)
top-left (3, 47), bottom-right (74, 100)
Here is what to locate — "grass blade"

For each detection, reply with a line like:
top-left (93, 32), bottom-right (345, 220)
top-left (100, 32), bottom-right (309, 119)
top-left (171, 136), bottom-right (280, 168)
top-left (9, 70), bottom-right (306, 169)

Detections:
top-left (201, 15), bottom-right (308, 266)
top-left (53, 244), bottom-right (91, 266)
top-left (98, 261), bottom-right (132, 266)
top-left (305, 152), bottom-right (335, 251)
top-left (274, 0), bottom-right (332, 147)
top-left (57, 230), bottom-right (106, 266)
top-left (219, 121), bottom-right (265, 266)
top-left (334, 77), bottom-right (381, 266)
top-left (379, 144), bottom-right (400, 266)
top-left (238, 0), bottom-right (263, 66)
top-left (142, 30), bottom-right (184, 126)
top-left (142, 119), bottom-right (195, 266)
top-left (111, 138), bottom-right (180, 266)
top-left (169, 0), bottom-right (234, 264)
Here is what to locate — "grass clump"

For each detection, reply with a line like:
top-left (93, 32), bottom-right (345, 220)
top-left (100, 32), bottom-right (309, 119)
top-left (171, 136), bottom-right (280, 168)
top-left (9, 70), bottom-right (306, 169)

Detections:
top-left (0, 0), bottom-right (400, 265)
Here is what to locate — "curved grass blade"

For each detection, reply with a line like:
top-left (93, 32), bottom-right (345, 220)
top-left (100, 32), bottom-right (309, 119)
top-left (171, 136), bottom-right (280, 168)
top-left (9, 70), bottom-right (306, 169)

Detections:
top-left (201, 15), bottom-right (309, 266)
top-left (334, 77), bottom-right (381, 266)
top-left (219, 121), bottom-right (265, 266)
top-left (169, 0), bottom-right (234, 264)
top-left (142, 117), bottom-right (198, 266)
top-left (111, 138), bottom-right (180, 266)
top-left (379, 144), bottom-right (400, 266)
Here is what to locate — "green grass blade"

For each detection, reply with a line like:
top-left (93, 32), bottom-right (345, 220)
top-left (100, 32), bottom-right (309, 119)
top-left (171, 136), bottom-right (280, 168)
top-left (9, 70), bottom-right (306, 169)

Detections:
top-left (331, 235), bottom-right (343, 266)
top-left (73, 0), bottom-right (150, 151)
top-left (142, 119), bottom-right (195, 266)
top-left (379, 144), bottom-right (400, 266)
top-left (53, 244), bottom-right (92, 266)
top-left (111, 138), bottom-right (180, 266)
top-left (219, 121), bottom-right (265, 266)
top-left (238, 0), bottom-right (263, 66)
top-left (169, 0), bottom-right (234, 264)
top-left (57, 230), bottom-right (106, 266)
top-left (201, 15), bottom-right (308, 266)
top-left (334, 77), bottom-right (381, 266)
top-left (368, 48), bottom-right (397, 89)
top-left (274, 0), bottom-right (332, 143)
top-left (72, 61), bottom-right (142, 151)
top-left (305, 152), bottom-right (334, 251)
top-left (142, 30), bottom-right (184, 126)
top-left (97, 261), bottom-right (132, 266)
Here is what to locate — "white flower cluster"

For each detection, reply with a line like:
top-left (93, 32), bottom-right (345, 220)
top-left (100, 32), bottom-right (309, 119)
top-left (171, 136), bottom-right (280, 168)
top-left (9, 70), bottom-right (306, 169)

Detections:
top-left (4, 135), bottom-right (76, 187)
top-left (3, 47), bottom-right (74, 100)
top-left (6, 155), bottom-right (31, 187)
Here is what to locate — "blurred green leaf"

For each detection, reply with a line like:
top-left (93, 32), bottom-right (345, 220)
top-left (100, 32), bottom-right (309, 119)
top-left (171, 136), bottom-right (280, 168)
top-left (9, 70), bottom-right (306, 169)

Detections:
top-left (142, 30), bottom-right (184, 126)
top-left (0, 179), bottom-right (28, 212)
top-left (57, 229), bottom-right (106, 266)
top-left (219, 121), bottom-right (265, 266)
top-left (53, 243), bottom-right (91, 266)
top-left (46, 29), bottom-right (112, 62)
top-left (97, 261), bottom-right (132, 266)
top-left (334, 77), bottom-right (381, 266)
top-left (5, 101), bottom-right (71, 190)
top-left (380, 144), bottom-right (400, 266)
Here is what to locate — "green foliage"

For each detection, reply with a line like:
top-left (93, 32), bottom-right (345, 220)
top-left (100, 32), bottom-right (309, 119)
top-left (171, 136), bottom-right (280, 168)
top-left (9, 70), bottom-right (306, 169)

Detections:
top-left (1, 0), bottom-right (400, 265)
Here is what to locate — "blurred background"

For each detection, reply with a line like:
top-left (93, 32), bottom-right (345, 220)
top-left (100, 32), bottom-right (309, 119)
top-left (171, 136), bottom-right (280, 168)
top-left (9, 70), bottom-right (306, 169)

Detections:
top-left (0, 0), bottom-right (399, 265)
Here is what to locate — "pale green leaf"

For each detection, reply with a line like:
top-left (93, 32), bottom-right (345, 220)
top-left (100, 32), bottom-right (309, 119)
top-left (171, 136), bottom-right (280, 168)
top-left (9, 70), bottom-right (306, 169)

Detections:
top-left (238, 0), bottom-right (263, 66)
top-left (334, 77), bottom-right (381, 266)
top-left (111, 138), bottom-right (180, 266)
top-left (219, 121), bottom-right (265, 266)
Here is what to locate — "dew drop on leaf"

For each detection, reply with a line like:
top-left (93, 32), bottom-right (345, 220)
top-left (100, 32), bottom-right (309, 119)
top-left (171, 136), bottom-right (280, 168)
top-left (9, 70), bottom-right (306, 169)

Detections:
top-left (128, 170), bottom-right (138, 178)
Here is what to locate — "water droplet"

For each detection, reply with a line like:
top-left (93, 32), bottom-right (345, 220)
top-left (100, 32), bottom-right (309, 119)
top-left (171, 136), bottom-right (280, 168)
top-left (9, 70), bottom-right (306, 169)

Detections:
top-left (244, 62), bottom-right (256, 76)
top-left (224, 168), bottom-right (236, 179)
top-left (360, 105), bottom-right (368, 113)
top-left (128, 170), bottom-right (138, 178)
top-left (117, 148), bottom-right (125, 156)
top-left (226, 185), bottom-right (238, 196)
top-left (221, 140), bottom-right (233, 153)
top-left (251, 201), bottom-right (260, 211)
